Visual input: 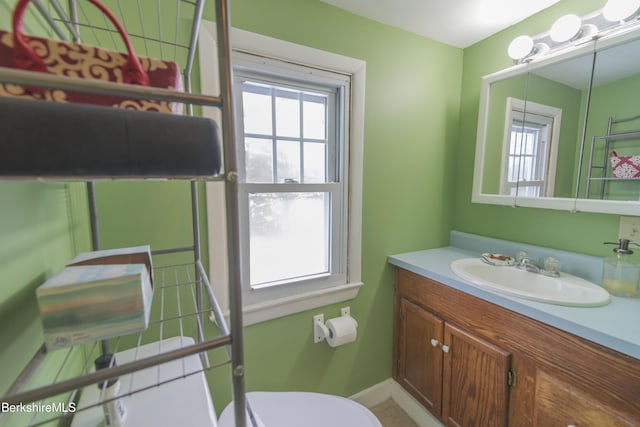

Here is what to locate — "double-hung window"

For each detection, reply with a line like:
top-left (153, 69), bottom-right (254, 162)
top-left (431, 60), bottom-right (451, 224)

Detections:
top-left (501, 97), bottom-right (562, 198)
top-left (233, 52), bottom-right (351, 306)
top-left (200, 24), bottom-right (364, 323)
top-left (505, 111), bottom-right (552, 197)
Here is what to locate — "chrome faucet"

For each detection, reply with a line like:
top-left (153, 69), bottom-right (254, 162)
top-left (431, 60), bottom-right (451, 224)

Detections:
top-left (516, 251), bottom-right (561, 277)
top-left (517, 256), bottom-right (541, 273)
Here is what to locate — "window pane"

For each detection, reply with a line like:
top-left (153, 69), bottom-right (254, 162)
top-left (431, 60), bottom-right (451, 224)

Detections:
top-left (243, 87), bottom-right (272, 135)
top-left (517, 185), bottom-right (540, 197)
top-left (245, 138), bottom-right (274, 183)
top-left (303, 96), bottom-right (326, 139)
top-left (508, 155), bottom-right (517, 182)
top-left (304, 142), bottom-right (327, 183)
top-left (523, 131), bottom-right (536, 155)
top-left (275, 90), bottom-right (300, 138)
top-left (249, 192), bottom-right (330, 286)
top-left (521, 156), bottom-right (534, 180)
top-left (276, 140), bottom-right (301, 183)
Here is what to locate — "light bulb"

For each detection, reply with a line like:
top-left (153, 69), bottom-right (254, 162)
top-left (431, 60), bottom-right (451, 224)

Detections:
top-left (508, 35), bottom-right (534, 60)
top-left (550, 14), bottom-right (582, 43)
top-left (603, 0), bottom-right (640, 22)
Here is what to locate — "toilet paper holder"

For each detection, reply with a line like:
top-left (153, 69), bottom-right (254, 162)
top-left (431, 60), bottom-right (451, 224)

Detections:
top-left (313, 307), bottom-right (358, 347)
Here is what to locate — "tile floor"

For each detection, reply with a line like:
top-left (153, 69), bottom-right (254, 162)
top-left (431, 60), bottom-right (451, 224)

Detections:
top-left (369, 399), bottom-right (419, 427)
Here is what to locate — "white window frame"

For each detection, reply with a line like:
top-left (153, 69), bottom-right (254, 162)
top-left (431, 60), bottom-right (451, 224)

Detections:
top-left (500, 97), bottom-right (562, 197)
top-left (198, 22), bottom-right (365, 325)
top-left (234, 54), bottom-right (349, 301)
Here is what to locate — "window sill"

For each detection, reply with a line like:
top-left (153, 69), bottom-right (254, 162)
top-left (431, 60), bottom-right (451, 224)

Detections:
top-left (237, 282), bottom-right (363, 326)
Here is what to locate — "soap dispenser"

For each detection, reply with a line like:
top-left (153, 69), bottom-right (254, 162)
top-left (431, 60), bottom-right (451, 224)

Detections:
top-left (602, 239), bottom-right (640, 298)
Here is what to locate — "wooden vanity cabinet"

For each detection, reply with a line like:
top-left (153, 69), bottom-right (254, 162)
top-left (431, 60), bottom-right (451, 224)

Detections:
top-left (396, 297), bottom-right (444, 415)
top-left (394, 270), bottom-right (511, 426)
top-left (533, 370), bottom-right (637, 427)
top-left (392, 267), bottom-right (640, 427)
top-left (441, 323), bottom-right (511, 426)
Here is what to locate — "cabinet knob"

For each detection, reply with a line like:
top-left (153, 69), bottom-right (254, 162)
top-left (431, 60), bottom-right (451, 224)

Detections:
top-left (442, 345), bottom-right (450, 353)
top-left (430, 339), bottom-right (439, 347)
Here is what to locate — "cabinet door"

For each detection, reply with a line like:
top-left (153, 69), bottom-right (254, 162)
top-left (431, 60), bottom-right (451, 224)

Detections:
top-left (397, 297), bottom-right (444, 416)
top-left (533, 370), bottom-right (638, 427)
top-left (442, 323), bottom-right (511, 427)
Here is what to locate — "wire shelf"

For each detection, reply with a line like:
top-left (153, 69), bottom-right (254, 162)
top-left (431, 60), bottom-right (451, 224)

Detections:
top-left (0, 0), bottom-right (247, 424)
top-left (586, 114), bottom-right (640, 199)
top-left (7, 0), bottom-right (205, 75)
top-left (0, 0), bottom-right (213, 105)
top-left (0, 0), bottom-right (225, 181)
top-left (2, 262), bottom-right (231, 427)
top-left (593, 130), bottom-right (640, 142)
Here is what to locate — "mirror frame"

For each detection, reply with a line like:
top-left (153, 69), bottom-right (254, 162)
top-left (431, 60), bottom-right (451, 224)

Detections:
top-left (473, 24), bottom-right (640, 215)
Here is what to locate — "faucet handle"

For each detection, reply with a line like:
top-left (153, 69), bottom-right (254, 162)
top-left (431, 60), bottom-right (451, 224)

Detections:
top-left (516, 251), bottom-right (530, 265)
top-left (543, 257), bottom-right (561, 275)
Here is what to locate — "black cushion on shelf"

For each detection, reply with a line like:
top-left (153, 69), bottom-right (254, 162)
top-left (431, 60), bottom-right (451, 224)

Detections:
top-left (0, 97), bottom-right (221, 179)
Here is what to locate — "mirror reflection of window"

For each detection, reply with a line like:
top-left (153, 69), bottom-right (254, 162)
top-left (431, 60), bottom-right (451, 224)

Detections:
top-left (507, 111), bottom-right (552, 196)
top-left (501, 98), bottom-right (562, 197)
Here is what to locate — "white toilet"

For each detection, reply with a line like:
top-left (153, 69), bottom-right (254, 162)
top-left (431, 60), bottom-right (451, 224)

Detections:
top-left (218, 391), bottom-right (383, 427)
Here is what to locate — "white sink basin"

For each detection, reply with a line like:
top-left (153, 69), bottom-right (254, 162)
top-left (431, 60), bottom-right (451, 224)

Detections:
top-left (450, 258), bottom-right (611, 307)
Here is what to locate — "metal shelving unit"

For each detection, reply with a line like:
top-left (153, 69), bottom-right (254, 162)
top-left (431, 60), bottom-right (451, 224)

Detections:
top-left (586, 115), bottom-right (640, 199)
top-left (0, 0), bottom-right (247, 425)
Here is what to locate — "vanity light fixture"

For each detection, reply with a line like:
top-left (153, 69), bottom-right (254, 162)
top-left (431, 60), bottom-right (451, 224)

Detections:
top-left (602, 0), bottom-right (640, 22)
top-left (506, 1), bottom-right (640, 63)
top-left (550, 14), bottom-right (599, 43)
top-left (507, 36), bottom-right (549, 61)
top-left (550, 14), bottom-right (583, 42)
top-left (507, 35), bottom-right (534, 60)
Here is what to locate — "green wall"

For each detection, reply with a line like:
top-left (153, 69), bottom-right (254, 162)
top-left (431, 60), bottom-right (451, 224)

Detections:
top-left (0, 182), bottom-right (90, 393)
top-left (0, 3), bottom-right (93, 425)
top-left (0, 183), bottom-right (91, 426)
top-left (454, 0), bottom-right (624, 255)
top-left (93, 0), bottom-right (462, 413)
top-left (225, 0), bottom-right (462, 408)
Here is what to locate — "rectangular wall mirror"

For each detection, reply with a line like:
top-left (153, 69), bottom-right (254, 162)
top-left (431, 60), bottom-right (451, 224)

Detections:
top-left (473, 22), bottom-right (640, 215)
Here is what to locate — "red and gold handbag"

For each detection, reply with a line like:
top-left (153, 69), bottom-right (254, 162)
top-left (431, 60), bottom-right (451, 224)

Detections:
top-left (0, 0), bottom-right (183, 113)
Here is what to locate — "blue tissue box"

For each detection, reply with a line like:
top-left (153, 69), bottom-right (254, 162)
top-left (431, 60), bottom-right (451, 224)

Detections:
top-left (36, 264), bottom-right (153, 351)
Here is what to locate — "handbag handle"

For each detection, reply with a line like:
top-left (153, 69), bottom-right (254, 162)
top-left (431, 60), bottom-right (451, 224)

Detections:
top-left (12, 0), bottom-right (150, 86)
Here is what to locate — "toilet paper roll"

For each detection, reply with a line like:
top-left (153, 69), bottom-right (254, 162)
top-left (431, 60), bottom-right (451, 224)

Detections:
top-left (325, 315), bottom-right (358, 348)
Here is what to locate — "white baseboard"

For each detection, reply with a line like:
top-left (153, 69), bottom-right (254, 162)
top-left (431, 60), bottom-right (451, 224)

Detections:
top-left (351, 378), bottom-right (443, 427)
top-left (350, 378), bottom-right (393, 407)
top-left (389, 380), bottom-right (443, 427)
